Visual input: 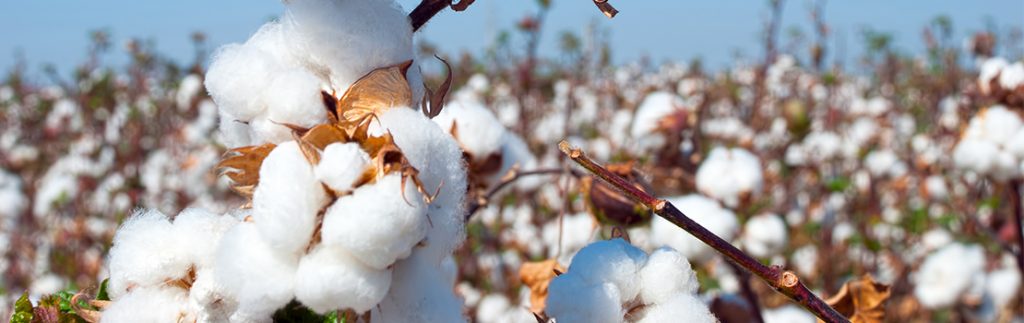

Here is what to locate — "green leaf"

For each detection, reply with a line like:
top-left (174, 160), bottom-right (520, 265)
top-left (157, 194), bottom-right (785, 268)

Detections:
top-left (96, 279), bottom-right (110, 301)
top-left (11, 293), bottom-right (33, 323)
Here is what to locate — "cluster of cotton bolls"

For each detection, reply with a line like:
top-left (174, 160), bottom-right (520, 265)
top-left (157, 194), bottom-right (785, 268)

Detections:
top-left (952, 105), bottom-right (1024, 181)
top-left (913, 243), bottom-right (1021, 320)
top-left (545, 239), bottom-right (717, 323)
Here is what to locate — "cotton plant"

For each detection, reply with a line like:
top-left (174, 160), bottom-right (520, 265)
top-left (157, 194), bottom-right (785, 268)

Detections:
top-left (695, 146), bottom-right (763, 207)
top-left (97, 0), bottom-right (469, 321)
top-left (544, 239), bottom-right (717, 323)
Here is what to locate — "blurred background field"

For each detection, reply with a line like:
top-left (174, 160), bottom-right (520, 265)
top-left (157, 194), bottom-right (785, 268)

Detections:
top-left (1, 0), bottom-right (1023, 322)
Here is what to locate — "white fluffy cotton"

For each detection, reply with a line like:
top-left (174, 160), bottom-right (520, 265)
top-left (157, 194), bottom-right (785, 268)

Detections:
top-left (741, 213), bottom-right (788, 258)
top-left (294, 244), bottom-right (392, 313)
top-left (252, 141), bottom-right (329, 255)
top-left (695, 147), bottom-right (763, 206)
top-left (315, 142), bottom-right (371, 193)
top-left (637, 294), bottom-right (716, 323)
top-left (100, 287), bottom-right (190, 323)
top-left (106, 210), bottom-right (191, 299)
top-left (433, 98), bottom-right (507, 162)
top-left (913, 243), bottom-right (986, 308)
top-left (650, 195), bottom-right (739, 261)
top-left (565, 239), bottom-right (649, 302)
top-left (762, 305), bottom-right (816, 323)
top-left (630, 91), bottom-right (686, 150)
top-left (954, 106), bottom-right (1024, 180)
top-left (214, 223), bottom-right (298, 321)
top-left (637, 247), bottom-right (700, 303)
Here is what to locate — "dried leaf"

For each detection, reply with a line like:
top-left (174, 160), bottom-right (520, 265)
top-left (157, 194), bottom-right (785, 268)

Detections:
top-left (336, 60), bottom-right (414, 124)
top-left (823, 274), bottom-right (891, 323)
top-left (295, 124), bottom-right (348, 165)
top-left (218, 144), bottom-right (276, 199)
top-left (520, 259), bottom-right (566, 314)
top-left (425, 55), bottom-right (453, 118)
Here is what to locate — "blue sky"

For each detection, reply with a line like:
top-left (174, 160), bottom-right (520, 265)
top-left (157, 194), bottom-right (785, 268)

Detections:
top-left (1, 0), bottom-right (1021, 78)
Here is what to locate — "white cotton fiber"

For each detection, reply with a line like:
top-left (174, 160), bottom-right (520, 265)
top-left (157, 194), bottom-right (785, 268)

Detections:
top-left (741, 213), bottom-right (788, 258)
top-left (432, 98), bottom-right (507, 162)
top-left (631, 91), bottom-right (684, 138)
top-left (695, 147), bottom-right (763, 206)
top-left (636, 294), bottom-right (716, 323)
top-left (172, 208), bottom-right (239, 270)
top-left (372, 252), bottom-right (468, 323)
top-left (372, 108), bottom-right (468, 262)
top-left (913, 243), bottom-right (985, 308)
top-left (281, 0), bottom-right (415, 93)
top-left (106, 209), bottom-right (191, 299)
top-left (1000, 62), bottom-right (1024, 90)
top-left (953, 138), bottom-right (1000, 175)
top-left (214, 223), bottom-right (298, 321)
top-left (979, 57), bottom-right (1008, 95)
top-left (650, 195), bottom-right (739, 261)
top-left (189, 268), bottom-right (237, 323)
top-left (204, 43), bottom-right (280, 121)
top-left (762, 305), bottom-right (816, 323)
top-left (252, 141), bottom-right (329, 255)
top-left (315, 142), bottom-right (370, 193)
top-left (637, 247), bottom-right (699, 304)
top-left (262, 68), bottom-right (328, 132)
top-left (545, 275), bottom-right (624, 323)
top-left (100, 286), bottom-right (190, 323)
top-left (294, 244), bottom-right (392, 313)
top-left (566, 238), bottom-right (648, 302)
top-left (321, 173), bottom-right (427, 270)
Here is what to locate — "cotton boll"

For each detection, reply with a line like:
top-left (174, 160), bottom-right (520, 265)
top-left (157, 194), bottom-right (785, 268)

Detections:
top-left (217, 111), bottom-right (255, 148)
top-left (321, 174), bottom-right (426, 269)
top-left (432, 98), bottom-right (507, 163)
top-left (214, 223), bottom-right (297, 321)
top-left (100, 286), bottom-right (190, 323)
top-left (762, 305), bottom-right (816, 323)
top-left (106, 209), bottom-right (191, 299)
top-left (985, 255), bottom-right (1022, 311)
top-left (631, 91), bottom-right (684, 139)
top-left (913, 243), bottom-right (986, 308)
top-left (695, 147), bottom-right (763, 206)
top-left (566, 238), bottom-right (648, 302)
top-left (372, 108), bottom-right (468, 262)
top-left (252, 141), bottom-right (329, 255)
top-left (977, 106), bottom-right (1022, 146)
top-left (204, 44), bottom-right (280, 121)
top-left (262, 68), bottom-right (329, 133)
top-left (172, 208), bottom-right (239, 270)
top-left (979, 57), bottom-right (1008, 94)
top-left (953, 138), bottom-right (999, 175)
top-left (637, 247), bottom-right (699, 304)
top-left (650, 195), bottom-right (739, 262)
top-left (189, 268), bottom-right (237, 323)
top-left (924, 175), bottom-right (948, 200)
top-left (0, 170), bottom-right (27, 218)
top-left (546, 275), bottom-right (623, 323)
top-left (741, 213), bottom-right (788, 258)
top-left (281, 0), bottom-right (415, 93)
top-left (999, 61), bottom-right (1024, 90)
top-left (373, 252), bottom-right (468, 323)
top-left (315, 142), bottom-right (371, 193)
top-left (864, 150), bottom-right (903, 178)
top-left (294, 244), bottom-right (392, 313)
top-left (637, 294), bottom-right (716, 323)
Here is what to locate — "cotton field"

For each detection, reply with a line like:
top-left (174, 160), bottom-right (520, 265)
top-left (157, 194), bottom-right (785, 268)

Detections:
top-left (1, 0), bottom-right (1023, 322)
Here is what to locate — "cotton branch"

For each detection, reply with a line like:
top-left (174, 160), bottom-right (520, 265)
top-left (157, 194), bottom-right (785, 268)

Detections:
top-left (409, 0), bottom-right (476, 32)
top-left (592, 0), bottom-right (619, 18)
top-left (464, 168), bottom-right (575, 221)
top-left (557, 140), bottom-right (850, 323)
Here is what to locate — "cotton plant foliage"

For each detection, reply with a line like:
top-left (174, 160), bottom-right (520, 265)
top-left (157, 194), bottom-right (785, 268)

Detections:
top-left (97, 0), bottom-right (469, 321)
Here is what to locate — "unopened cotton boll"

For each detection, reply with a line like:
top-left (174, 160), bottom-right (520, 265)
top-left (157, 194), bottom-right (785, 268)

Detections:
top-left (741, 213), bottom-right (788, 258)
top-left (252, 141), bottom-right (329, 255)
top-left (637, 247), bottom-right (699, 304)
top-left (321, 174), bottom-right (427, 270)
top-left (106, 209), bottom-right (191, 299)
top-left (315, 142), bottom-right (371, 193)
top-left (100, 286), bottom-right (190, 323)
top-left (696, 147), bottom-right (763, 206)
top-left (914, 243), bottom-right (986, 308)
top-left (636, 294), bottom-right (716, 323)
top-left (546, 275), bottom-right (624, 323)
top-left (565, 238), bottom-right (648, 302)
top-left (651, 195), bottom-right (739, 261)
top-left (214, 223), bottom-right (298, 321)
top-left (294, 245), bottom-right (392, 313)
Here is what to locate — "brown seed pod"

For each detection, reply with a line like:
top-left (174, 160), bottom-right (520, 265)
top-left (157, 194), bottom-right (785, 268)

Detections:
top-left (583, 162), bottom-right (653, 227)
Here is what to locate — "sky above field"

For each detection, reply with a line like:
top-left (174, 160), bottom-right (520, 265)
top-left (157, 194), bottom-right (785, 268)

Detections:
top-left (0, 0), bottom-right (1021, 78)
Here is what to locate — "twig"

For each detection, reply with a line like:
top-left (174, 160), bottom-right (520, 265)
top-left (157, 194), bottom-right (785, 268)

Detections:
top-left (464, 168), bottom-right (572, 221)
top-left (557, 140), bottom-right (849, 323)
top-left (1009, 180), bottom-right (1024, 278)
top-left (592, 0), bottom-right (619, 18)
top-left (409, 0), bottom-right (477, 32)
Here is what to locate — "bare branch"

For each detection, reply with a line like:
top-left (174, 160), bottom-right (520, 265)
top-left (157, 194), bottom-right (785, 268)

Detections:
top-left (592, 0), bottom-right (619, 18)
top-left (409, 0), bottom-right (477, 32)
top-left (558, 140), bottom-right (850, 323)
top-left (464, 168), bottom-right (575, 221)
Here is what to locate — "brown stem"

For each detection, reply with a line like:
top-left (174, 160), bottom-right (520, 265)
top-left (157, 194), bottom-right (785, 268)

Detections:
top-left (558, 140), bottom-right (850, 323)
top-left (592, 0), bottom-right (619, 18)
top-left (409, 0), bottom-right (476, 32)
top-left (1010, 180), bottom-right (1024, 277)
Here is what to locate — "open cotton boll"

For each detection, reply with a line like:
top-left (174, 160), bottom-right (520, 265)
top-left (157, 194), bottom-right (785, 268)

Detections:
top-left (913, 243), bottom-right (986, 308)
top-left (1000, 62), bottom-right (1024, 90)
top-left (631, 91), bottom-right (685, 138)
top-left (172, 208), bottom-right (239, 270)
top-left (566, 238), bottom-right (648, 302)
top-left (953, 138), bottom-right (1000, 175)
top-left (985, 255), bottom-right (1022, 311)
top-left (204, 44), bottom-right (281, 121)
top-left (637, 247), bottom-right (699, 304)
top-left (262, 68), bottom-right (329, 131)
top-left (217, 111), bottom-right (255, 148)
top-left (433, 98), bottom-right (507, 162)
top-left (373, 252), bottom-right (468, 323)
top-left (864, 150), bottom-right (906, 178)
top-left (650, 195), bottom-right (739, 262)
top-left (106, 209), bottom-right (191, 299)
top-left (372, 108), bottom-right (468, 262)
top-left (294, 244), bottom-right (392, 313)
top-left (979, 57), bottom-right (1008, 93)
top-left (281, 0), bottom-right (415, 94)
top-left (0, 169), bottom-right (27, 218)
top-left (741, 213), bottom-right (788, 258)
top-left (636, 294), bottom-right (716, 323)
top-left (321, 174), bottom-right (427, 270)
top-left (973, 106), bottom-right (1022, 145)
top-left (546, 275), bottom-right (624, 323)
top-left (252, 141), bottom-right (329, 255)
top-left (315, 142), bottom-right (371, 193)
top-left (762, 305), bottom-right (816, 323)
top-left (100, 286), bottom-right (190, 323)
top-left (189, 268), bottom-right (237, 323)
top-left (695, 147), bottom-right (763, 206)
top-left (214, 223), bottom-right (298, 321)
